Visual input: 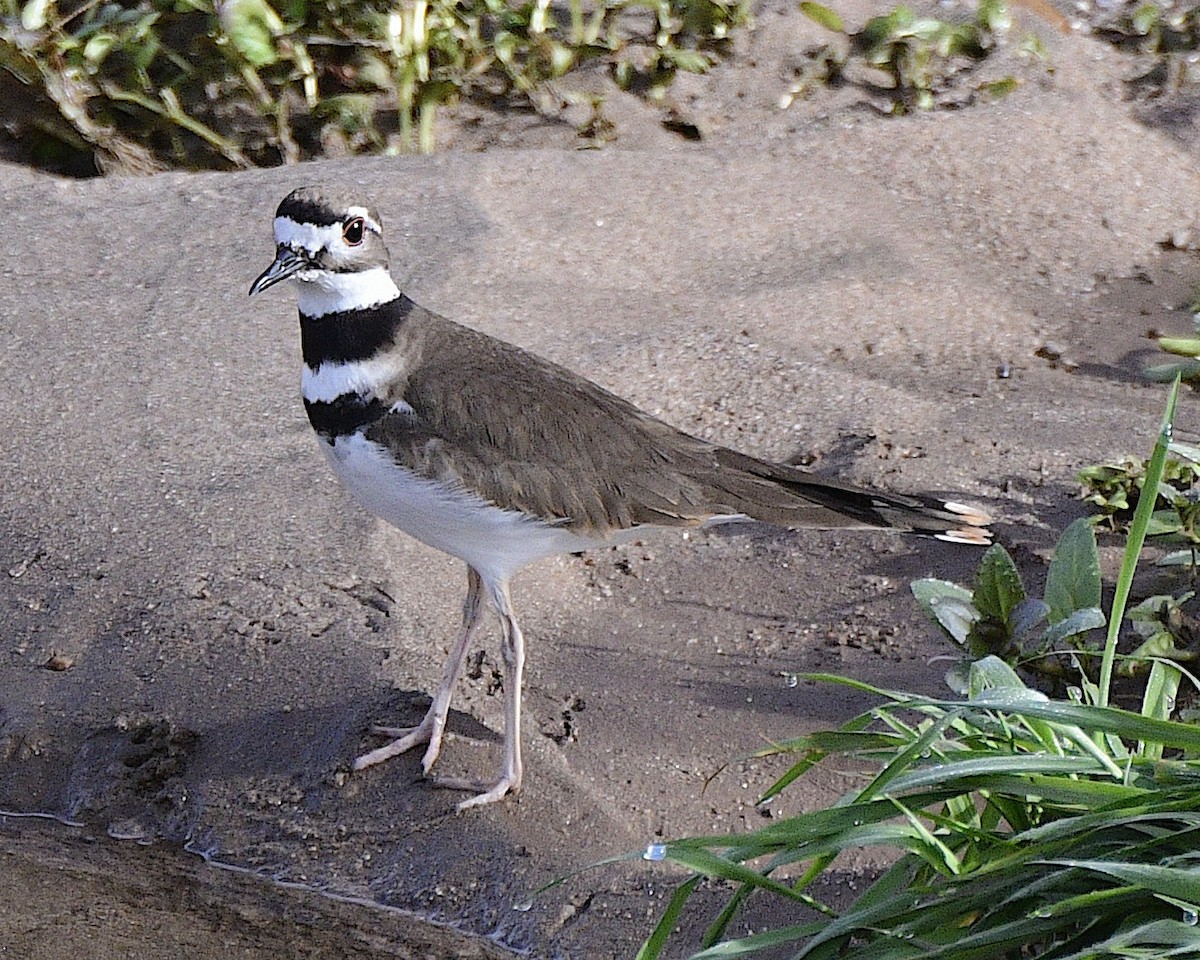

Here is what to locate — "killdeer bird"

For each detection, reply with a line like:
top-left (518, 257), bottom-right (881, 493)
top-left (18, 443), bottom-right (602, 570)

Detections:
top-left (249, 186), bottom-right (992, 810)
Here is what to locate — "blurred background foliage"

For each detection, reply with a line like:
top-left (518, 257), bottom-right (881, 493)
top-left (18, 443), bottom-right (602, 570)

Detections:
top-left (0, 0), bottom-right (749, 173)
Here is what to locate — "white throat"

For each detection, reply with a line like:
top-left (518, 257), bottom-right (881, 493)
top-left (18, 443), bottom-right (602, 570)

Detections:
top-left (295, 266), bottom-right (400, 318)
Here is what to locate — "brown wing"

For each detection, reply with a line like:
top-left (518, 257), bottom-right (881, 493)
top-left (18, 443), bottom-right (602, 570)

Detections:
top-left (363, 303), bottom-right (990, 542)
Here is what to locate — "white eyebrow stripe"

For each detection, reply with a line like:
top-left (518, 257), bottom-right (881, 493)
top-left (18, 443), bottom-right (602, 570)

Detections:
top-left (274, 216), bottom-right (342, 252)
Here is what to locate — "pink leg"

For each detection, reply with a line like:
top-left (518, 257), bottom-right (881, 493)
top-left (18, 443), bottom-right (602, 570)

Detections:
top-left (433, 578), bottom-right (525, 810)
top-left (353, 567), bottom-right (485, 772)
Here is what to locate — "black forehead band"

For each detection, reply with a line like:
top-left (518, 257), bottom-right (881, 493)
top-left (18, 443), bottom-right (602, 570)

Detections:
top-left (276, 194), bottom-right (344, 227)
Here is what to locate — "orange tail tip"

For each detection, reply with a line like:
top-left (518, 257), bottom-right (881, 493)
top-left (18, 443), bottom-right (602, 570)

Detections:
top-left (935, 502), bottom-right (994, 545)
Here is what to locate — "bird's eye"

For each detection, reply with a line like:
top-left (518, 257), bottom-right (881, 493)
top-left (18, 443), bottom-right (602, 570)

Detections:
top-left (343, 218), bottom-right (365, 246)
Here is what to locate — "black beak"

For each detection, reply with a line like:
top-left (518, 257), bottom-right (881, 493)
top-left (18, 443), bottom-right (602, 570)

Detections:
top-left (249, 248), bottom-right (311, 296)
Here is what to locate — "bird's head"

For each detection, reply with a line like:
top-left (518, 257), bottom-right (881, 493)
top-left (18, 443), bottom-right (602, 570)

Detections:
top-left (249, 187), bottom-right (398, 317)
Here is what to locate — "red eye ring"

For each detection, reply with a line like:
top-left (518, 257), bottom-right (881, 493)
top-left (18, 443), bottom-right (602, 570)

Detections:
top-left (343, 217), bottom-right (365, 246)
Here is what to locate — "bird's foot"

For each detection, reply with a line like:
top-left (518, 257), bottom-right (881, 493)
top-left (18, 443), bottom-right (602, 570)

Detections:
top-left (367, 722), bottom-right (416, 739)
top-left (353, 714), bottom-right (441, 772)
top-left (432, 773), bottom-right (521, 811)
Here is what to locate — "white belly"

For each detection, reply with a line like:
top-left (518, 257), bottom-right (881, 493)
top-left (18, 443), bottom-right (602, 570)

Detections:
top-left (319, 433), bottom-right (603, 583)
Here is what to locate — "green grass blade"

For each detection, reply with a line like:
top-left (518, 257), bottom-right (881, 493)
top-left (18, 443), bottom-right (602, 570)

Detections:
top-left (855, 710), bottom-right (962, 802)
top-left (966, 773), bottom-right (1142, 806)
top-left (664, 847), bottom-right (824, 904)
top-left (1155, 336), bottom-right (1200, 358)
top-left (799, 1), bottom-right (845, 32)
top-left (700, 882), bottom-right (753, 949)
top-left (636, 876), bottom-right (701, 960)
top-left (880, 754), bottom-right (1120, 793)
top-left (687, 918), bottom-right (839, 958)
top-left (1099, 376), bottom-right (1181, 707)
top-left (936, 693), bottom-right (1200, 751)
top-left (1041, 859), bottom-right (1200, 904)
top-left (1033, 883), bottom-right (1158, 918)
top-left (1140, 660), bottom-right (1183, 760)
top-left (1051, 919), bottom-right (1200, 960)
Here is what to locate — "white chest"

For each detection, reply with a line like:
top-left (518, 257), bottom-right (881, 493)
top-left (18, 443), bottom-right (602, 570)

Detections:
top-left (318, 433), bottom-right (601, 582)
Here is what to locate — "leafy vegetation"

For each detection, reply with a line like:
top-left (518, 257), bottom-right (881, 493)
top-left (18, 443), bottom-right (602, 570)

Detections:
top-left (1078, 440), bottom-right (1200, 565)
top-left (623, 379), bottom-right (1200, 959)
top-left (1149, 310), bottom-right (1200, 387)
top-left (783, 0), bottom-right (1026, 114)
top-left (636, 666), bottom-right (1200, 959)
top-left (913, 517), bottom-right (1107, 691)
top-left (1093, 0), bottom-right (1200, 96)
top-left (8, 0), bottom-right (1200, 173)
top-left (0, 0), bottom-right (750, 172)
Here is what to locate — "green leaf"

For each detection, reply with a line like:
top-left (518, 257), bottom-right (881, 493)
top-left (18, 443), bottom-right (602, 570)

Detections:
top-left (687, 919), bottom-right (830, 959)
top-left (1155, 336), bottom-right (1200, 358)
top-left (1168, 440), bottom-right (1200, 465)
top-left (967, 654), bottom-right (1026, 695)
top-left (665, 846), bottom-right (826, 903)
top-left (1157, 549), bottom-right (1200, 566)
top-left (972, 543), bottom-right (1025, 624)
top-left (944, 659), bottom-right (971, 695)
top-left (934, 596), bottom-right (980, 645)
top-left (1146, 509), bottom-right (1183, 536)
top-left (1145, 359), bottom-right (1200, 383)
top-left (548, 41), bottom-right (575, 77)
top-left (1120, 630), bottom-right (1178, 676)
top-left (1141, 658), bottom-right (1181, 727)
top-left (979, 77), bottom-right (1018, 100)
top-left (1131, 2), bottom-right (1162, 34)
top-left (799, 1), bottom-right (844, 32)
top-left (493, 29), bottom-right (518, 65)
top-left (82, 32), bottom-right (116, 65)
top-left (1042, 860), bottom-right (1200, 905)
top-left (1082, 920), bottom-right (1200, 957)
top-left (1045, 517), bottom-right (1101, 624)
top-left (1099, 377), bottom-right (1181, 706)
top-left (977, 0), bottom-right (1011, 32)
top-left (218, 0), bottom-right (285, 69)
top-left (957, 693), bottom-right (1200, 750)
top-left (883, 754), bottom-right (1118, 797)
top-left (911, 578), bottom-right (978, 645)
top-left (21, 0), bottom-right (52, 31)
top-left (1009, 597), bottom-right (1049, 639)
top-left (635, 876), bottom-right (701, 960)
top-left (1041, 606), bottom-right (1106, 645)
top-left (659, 47), bottom-right (712, 73)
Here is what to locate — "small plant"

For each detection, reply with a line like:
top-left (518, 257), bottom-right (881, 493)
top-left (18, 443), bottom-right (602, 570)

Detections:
top-left (610, 379), bottom-right (1200, 960)
top-left (1078, 441), bottom-right (1200, 564)
top-left (1121, 590), bottom-right (1197, 685)
top-left (912, 517), bottom-right (1107, 690)
top-left (914, 514), bottom-right (1200, 691)
top-left (0, 0), bottom-right (250, 172)
top-left (632, 661), bottom-right (1200, 960)
top-left (784, 0), bottom-right (1019, 113)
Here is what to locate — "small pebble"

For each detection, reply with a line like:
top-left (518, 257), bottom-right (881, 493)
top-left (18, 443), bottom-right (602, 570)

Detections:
top-left (44, 653), bottom-right (74, 671)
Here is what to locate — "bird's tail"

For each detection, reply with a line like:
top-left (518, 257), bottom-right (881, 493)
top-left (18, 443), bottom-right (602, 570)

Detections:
top-left (833, 489), bottom-right (994, 544)
top-left (707, 449), bottom-right (993, 544)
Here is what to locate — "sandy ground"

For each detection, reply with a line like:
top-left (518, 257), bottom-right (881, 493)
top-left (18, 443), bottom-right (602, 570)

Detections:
top-left (3, 0), bottom-right (1200, 956)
